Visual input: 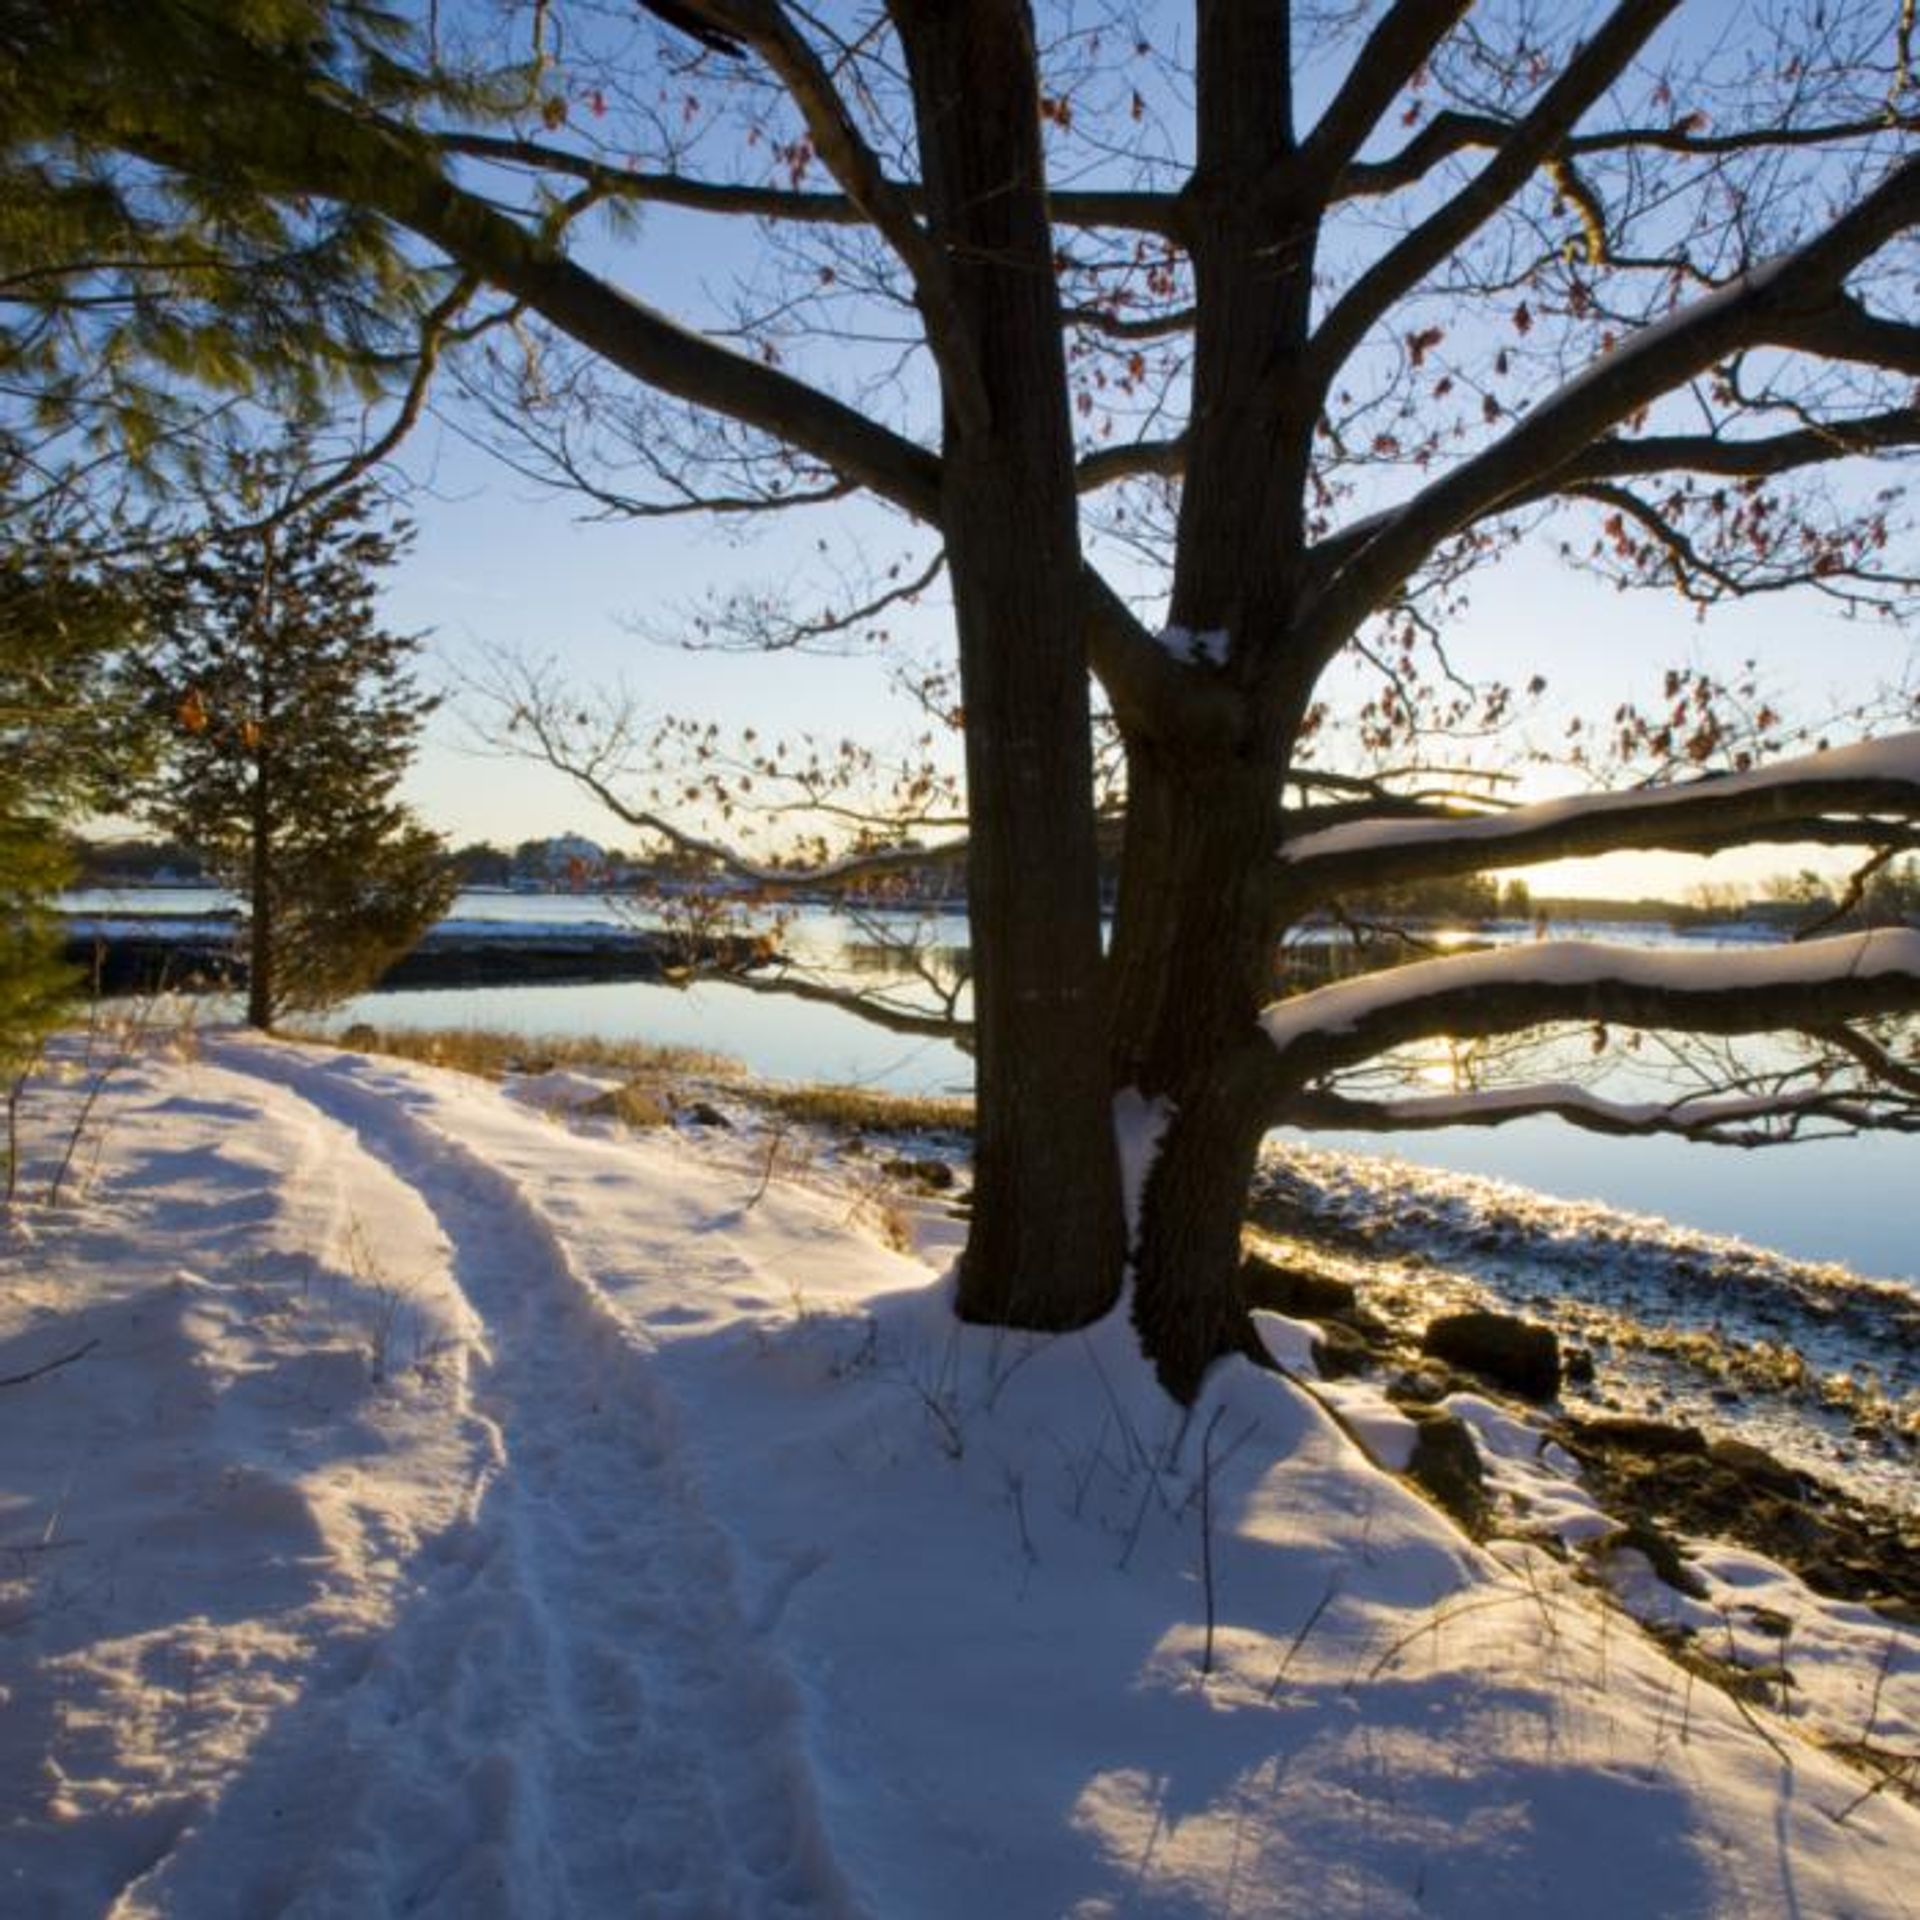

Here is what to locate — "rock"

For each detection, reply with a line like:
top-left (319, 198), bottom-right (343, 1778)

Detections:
top-left (1605, 1519), bottom-right (1708, 1598)
top-left (883, 1155), bottom-right (955, 1191)
top-left (1309, 1320), bottom-right (1375, 1379)
top-left (1406, 1413), bottom-right (1487, 1529)
top-left (1420, 1310), bottom-right (1561, 1402)
top-left (1707, 1436), bottom-right (1805, 1494)
top-left (1575, 1416), bottom-right (1708, 1458)
top-left (1238, 1252), bottom-right (1358, 1320)
top-left (1563, 1346), bottom-right (1595, 1386)
top-left (679, 1100), bottom-right (731, 1128)
top-left (1387, 1367), bottom-right (1452, 1406)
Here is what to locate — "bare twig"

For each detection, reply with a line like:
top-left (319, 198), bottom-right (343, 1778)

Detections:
top-left (0, 1337), bottom-right (100, 1389)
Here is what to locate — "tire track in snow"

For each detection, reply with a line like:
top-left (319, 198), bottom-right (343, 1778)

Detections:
top-left (139, 1037), bottom-right (865, 1919)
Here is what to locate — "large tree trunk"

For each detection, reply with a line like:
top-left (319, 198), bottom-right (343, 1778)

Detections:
top-left (894, 0), bottom-right (1125, 1329)
top-left (1106, 2), bottom-right (1316, 1396)
top-left (1110, 751), bottom-right (1287, 1396)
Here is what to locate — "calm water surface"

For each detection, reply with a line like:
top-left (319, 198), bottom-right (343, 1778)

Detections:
top-left (69, 887), bottom-right (1916, 1286)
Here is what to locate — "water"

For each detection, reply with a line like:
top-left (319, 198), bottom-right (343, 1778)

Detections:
top-left (64, 887), bottom-right (1916, 1288)
top-left (328, 975), bottom-right (976, 1097)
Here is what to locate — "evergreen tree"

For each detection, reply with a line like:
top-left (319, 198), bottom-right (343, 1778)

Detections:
top-left (152, 463), bottom-right (454, 1028)
top-left (0, 499), bottom-right (153, 1068)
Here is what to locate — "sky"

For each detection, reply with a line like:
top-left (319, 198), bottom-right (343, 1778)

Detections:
top-left (333, 0), bottom-right (1915, 904)
top-left (380, 414), bottom-right (1914, 901)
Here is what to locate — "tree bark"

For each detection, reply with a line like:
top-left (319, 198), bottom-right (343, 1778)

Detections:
top-left (1110, 749), bottom-right (1287, 1395)
top-left (892, 0), bottom-right (1124, 1329)
top-left (246, 570), bottom-right (276, 1032)
top-left (1131, 1039), bottom-right (1274, 1404)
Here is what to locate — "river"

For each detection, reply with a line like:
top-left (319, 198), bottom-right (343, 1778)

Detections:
top-left (62, 885), bottom-right (1918, 1290)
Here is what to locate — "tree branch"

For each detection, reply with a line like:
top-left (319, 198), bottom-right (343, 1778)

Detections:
top-left (1299, 0), bottom-right (1471, 192)
top-left (436, 132), bottom-right (1183, 236)
top-left (719, 963), bottom-right (969, 1044)
top-left (0, 1337), bottom-right (100, 1390)
top-left (691, 2), bottom-right (991, 432)
top-left (1773, 293), bottom-right (1920, 380)
top-left (1075, 437), bottom-right (1187, 493)
top-left (481, 654), bottom-right (968, 893)
top-left (1306, 153), bottom-right (1920, 646)
top-left (101, 68), bottom-right (946, 524)
top-left (1307, 0), bottom-right (1681, 399)
top-left (1279, 1079), bottom-right (1918, 1143)
top-left (1259, 931), bottom-right (1920, 1090)
top-left (1278, 730), bottom-right (1920, 907)
top-left (1339, 108), bottom-right (1920, 200)
top-left (1547, 410), bottom-right (1920, 493)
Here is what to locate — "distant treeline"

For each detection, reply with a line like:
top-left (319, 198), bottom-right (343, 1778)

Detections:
top-left (71, 835), bottom-right (1918, 931)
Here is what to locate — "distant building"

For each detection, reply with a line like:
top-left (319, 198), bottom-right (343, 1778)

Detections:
top-left (511, 835), bottom-right (609, 890)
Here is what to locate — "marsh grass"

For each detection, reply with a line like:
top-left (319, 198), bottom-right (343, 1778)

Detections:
top-left (301, 1022), bottom-right (740, 1084)
top-left (297, 1021), bottom-right (975, 1139)
top-left (753, 1082), bottom-right (973, 1136)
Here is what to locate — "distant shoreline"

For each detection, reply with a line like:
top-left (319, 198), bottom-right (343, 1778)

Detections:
top-left (58, 913), bottom-right (763, 994)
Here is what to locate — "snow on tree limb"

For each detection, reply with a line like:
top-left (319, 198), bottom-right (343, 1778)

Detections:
top-left (1259, 930), bottom-right (1920, 1087)
top-left (1280, 1080), bottom-right (1918, 1144)
top-left (1278, 731), bottom-right (1920, 907)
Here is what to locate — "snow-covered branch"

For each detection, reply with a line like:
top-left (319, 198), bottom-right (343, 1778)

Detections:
top-left (1280, 1079), bottom-right (1919, 1145)
top-left (1278, 731), bottom-right (1920, 909)
top-left (1258, 932), bottom-right (1920, 1092)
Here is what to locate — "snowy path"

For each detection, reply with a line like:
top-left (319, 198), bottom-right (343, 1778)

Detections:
top-left (114, 1039), bottom-right (861, 1919)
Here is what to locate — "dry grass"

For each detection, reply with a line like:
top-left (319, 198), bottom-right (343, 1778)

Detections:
top-left (579, 1083), bottom-right (675, 1127)
top-left (300, 1022), bottom-right (739, 1084)
top-left (753, 1081), bottom-right (973, 1136)
top-left (292, 1021), bottom-right (974, 1140)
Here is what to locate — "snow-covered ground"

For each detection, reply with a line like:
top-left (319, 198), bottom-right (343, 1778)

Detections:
top-left (3, 1027), bottom-right (1916, 1916)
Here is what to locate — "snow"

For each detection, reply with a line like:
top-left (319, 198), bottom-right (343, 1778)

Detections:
top-left (1114, 1087), bottom-right (1173, 1242)
top-left (3, 1028), bottom-right (1918, 1916)
top-left (1154, 624), bottom-right (1231, 668)
top-left (1281, 728), bottom-right (1920, 866)
top-left (1261, 928), bottom-right (1920, 1057)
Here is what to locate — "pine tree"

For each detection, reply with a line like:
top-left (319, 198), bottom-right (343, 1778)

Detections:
top-left (152, 463), bottom-right (454, 1028)
top-left (0, 506), bottom-right (152, 1069)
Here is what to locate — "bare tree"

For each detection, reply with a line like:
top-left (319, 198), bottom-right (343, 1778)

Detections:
top-left (15, 1), bottom-right (1920, 1394)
